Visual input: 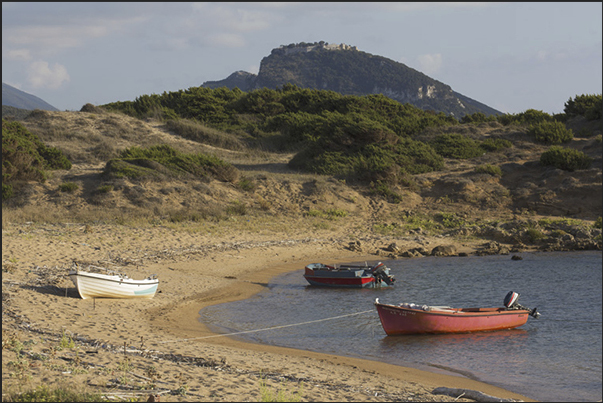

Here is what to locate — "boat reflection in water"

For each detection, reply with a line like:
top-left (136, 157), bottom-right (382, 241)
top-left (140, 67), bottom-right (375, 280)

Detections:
top-left (380, 328), bottom-right (529, 347)
top-left (376, 328), bottom-right (531, 376)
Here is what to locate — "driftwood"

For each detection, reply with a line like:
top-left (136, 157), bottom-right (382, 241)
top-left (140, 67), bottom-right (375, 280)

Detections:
top-left (432, 387), bottom-right (523, 402)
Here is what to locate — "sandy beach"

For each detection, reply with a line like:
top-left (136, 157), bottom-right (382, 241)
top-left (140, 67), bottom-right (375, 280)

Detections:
top-left (1, 220), bottom-right (537, 402)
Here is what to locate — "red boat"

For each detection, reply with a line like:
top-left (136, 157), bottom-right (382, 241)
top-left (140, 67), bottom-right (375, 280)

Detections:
top-left (303, 262), bottom-right (395, 288)
top-left (374, 291), bottom-right (540, 335)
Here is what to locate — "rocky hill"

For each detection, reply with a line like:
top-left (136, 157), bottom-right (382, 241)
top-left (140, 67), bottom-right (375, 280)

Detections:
top-left (2, 82), bottom-right (59, 111)
top-left (202, 42), bottom-right (501, 118)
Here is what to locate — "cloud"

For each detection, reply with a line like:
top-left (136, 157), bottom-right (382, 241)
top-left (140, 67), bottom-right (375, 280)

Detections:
top-left (3, 48), bottom-right (31, 61)
top-left (373, 2), bottom-right (496, 12)
top-left (3, 14), bottom-right (147, 57)
top-left (27, 61), bottom-right (70, 89)
top-left (417, 53), bottom-right (443, 75)
top-left (205, 33), bottom-right (246, 48)
top-left (191, 3), bottom-right (278, 33)
top-left (536, 49), bottom-right (570, 62)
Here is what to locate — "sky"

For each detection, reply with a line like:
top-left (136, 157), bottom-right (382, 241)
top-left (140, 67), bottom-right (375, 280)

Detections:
top-left (2, 2), bottom-right (602, 115)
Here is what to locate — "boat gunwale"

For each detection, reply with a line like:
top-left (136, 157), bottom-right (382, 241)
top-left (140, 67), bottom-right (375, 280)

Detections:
top-left (303, 274), bottom-right (374, 279)
top-left (69, 270), bottom-right (158, 286)
top-left (375, 303), bottom-right (530, 318)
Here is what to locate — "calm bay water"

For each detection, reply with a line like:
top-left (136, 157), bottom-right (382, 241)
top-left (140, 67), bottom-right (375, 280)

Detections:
top-left (199, 251), bottom-right (602, 402)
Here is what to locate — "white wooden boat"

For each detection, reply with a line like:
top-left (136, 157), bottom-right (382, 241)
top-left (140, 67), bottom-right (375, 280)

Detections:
top-left (68, 265), bottom-right (158, 299)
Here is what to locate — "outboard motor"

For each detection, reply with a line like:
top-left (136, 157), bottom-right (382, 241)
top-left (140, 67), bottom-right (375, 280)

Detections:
top-left (372, 262), bottom-right (395, 285)
top-left (504, 291), bottom-right (540, 318)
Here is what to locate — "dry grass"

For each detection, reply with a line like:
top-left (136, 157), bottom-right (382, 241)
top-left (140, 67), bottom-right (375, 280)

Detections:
top-left (4, 109), bottom-right (601, 233)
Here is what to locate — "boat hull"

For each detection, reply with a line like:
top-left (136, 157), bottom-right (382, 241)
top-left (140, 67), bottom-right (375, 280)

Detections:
top-left (375, 302), bottom-right (529, 335)
top-left (303, 263), bottom-right (393, 288)
top-left (68, 270), bottom-right (158, 299)
top-left (303, 275), bottom-right (377, 288)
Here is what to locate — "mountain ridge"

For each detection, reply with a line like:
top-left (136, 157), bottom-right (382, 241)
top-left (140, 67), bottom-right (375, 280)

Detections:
top-left (2, 83), bottom-right (59, 112)
top-left (202, 42), bottom-right (501, 118)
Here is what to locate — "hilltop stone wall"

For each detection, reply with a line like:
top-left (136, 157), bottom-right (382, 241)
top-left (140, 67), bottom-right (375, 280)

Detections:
top-left (276, 42), bottom-right (358, 56)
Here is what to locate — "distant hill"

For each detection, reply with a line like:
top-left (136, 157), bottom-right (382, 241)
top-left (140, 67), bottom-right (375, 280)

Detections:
top-left (2, 105), bottom-right (34, 120)
top-left (2, 82), bottom-right (59, 111)
top-left (202, 42), bottom-right (501, 118)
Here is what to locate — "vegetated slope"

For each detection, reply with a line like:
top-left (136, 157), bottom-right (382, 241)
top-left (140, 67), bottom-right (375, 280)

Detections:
top-left (3, 104), bottom-right (601, 253)
top-left (202, 42), bottom-right (501, 118)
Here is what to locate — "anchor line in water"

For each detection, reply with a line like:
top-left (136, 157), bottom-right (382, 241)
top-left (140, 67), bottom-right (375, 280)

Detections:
top-left (159, 309), bottom-right (376, 344)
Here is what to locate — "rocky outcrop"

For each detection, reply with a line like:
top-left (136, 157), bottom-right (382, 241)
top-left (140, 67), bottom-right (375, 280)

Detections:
top-left (431, 244), bottom-right (457, 257)
top-left (200, 43), bottom-right (501, 117)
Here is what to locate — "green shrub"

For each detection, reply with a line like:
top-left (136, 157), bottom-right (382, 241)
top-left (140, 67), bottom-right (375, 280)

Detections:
top-left (59, 182), bottom-right (79, 193)
top-left (2, 119), bottom-right (72, 202)
top-left (498, 109), bottom-right (553, 126)
top-left (528, 121), bottom-right (573, 144)
top-left (3, 183), bottom-right (14, 201)
top-left (324, 208), bottom-right (348, 219)
top-left (594, 217), bottom-right (602, 229)
top-left (437, 212), bottom-right (465, 228)
top-left (540, 146), bottom-right (593, 171)
top-left (526, 227), bottom-right (545, 242)
top-left (2, 385), bottom-right (110, 402)
top-left (564, 94), bottom-right (602, 119)
top-left (39, 146), bottom-right (72, 170)
top-left (460, 112), bottom-right (497, 124)
top-left (59, 330), bottom-right (76, 349)
top-left (80, 103), bottom-right (105, 114)
top-left (398, 172), bottom-right (420, 192)
top-left (104, 144), bottom-right (239, 183)
top-left (96, 184), bottom-right (113, 194)
top-left (237, 177), bottom-right (256, 192)
top-left (369, 180), bottom-right (403, 203)
top-left (430, 133), bottom-right (484, 159)
top-left (474, 164), bottom-right (502, 176)
top-left (103, 159), bottom-right (164, 181)
top-left (3, 120), bottom-right (48, 184)
top-left (480, 138), bottom-right (512, 152)
top-left (226, 201), bottom-right (247, 215)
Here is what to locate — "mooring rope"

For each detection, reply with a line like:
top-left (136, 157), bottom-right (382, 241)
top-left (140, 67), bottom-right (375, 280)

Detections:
top-left (159, 309), bottom-right (375, 344)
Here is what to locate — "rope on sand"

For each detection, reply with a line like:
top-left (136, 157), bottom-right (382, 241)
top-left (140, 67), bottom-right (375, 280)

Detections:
top-left (158, 309), bottom-right (375, 344)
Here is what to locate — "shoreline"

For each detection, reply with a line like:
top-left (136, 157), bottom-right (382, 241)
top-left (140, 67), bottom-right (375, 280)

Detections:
top-left (2, 224), bottom-right (537, 401)
top-left (150, 255), bottom-right (535, 402)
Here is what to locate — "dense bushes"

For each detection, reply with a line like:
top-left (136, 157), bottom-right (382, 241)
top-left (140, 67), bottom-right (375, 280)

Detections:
top-left (101, 87), bottom-right (597, 184)
top-left (475, 164), bottom-right (503, 176)
top-left (564, 94), bottom-right (602, 120)
top-left (497, 109), bottom-right (554, 126)
top-left (430, 133), bottom-right (484, 159)
top-left (528, 121), bottom-right (574, 144)
top-left (460, 112), bottom-right (497, 124)
top-left (540, 146), bottom-right (593, 171)
top-left (288, 124), bottom-right (444, 185)
top-left (480, 138), bottom-right (513, 152)
top-left (2, 119), bottom-right (71, 201)
top-left (103, 144), bottom-right (239, 183)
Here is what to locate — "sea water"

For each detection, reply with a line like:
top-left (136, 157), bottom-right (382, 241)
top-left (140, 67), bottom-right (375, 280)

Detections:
top-left (199, 251), bottom-right (602, 402)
